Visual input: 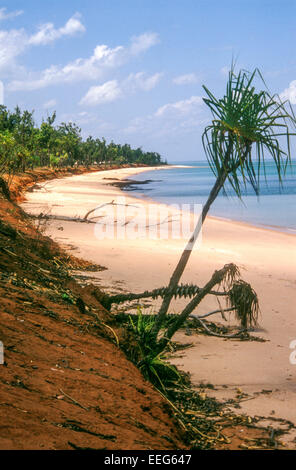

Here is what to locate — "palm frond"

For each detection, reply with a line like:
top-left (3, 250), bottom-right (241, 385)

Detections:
top-left (202, 66), bottom-right (296, 197)
top-left (228, 280), bottom-right (259, 329)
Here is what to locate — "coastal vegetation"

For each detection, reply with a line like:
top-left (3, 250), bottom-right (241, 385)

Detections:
top-left (0, 105), bottom-right (165, 179)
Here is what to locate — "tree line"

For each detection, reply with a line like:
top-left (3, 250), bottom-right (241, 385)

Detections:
top-left (0, 105), bottom-right (165, 175)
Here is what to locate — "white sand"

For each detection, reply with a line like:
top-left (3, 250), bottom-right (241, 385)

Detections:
top-left (22, 166), bottom-right (296, 445)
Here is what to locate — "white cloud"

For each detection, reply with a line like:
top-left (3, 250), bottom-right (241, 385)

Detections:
top-left (80, 72), bottom-right (162, 107)
top-left (0, 13), bottom-right (85, 76)
top-left (124, 72), bottom-right (163, 92)
top-left (0, 8), bottom-right (23, 21)
top-left (8, 44), bottom-right (125, 91)
top-left (0, 28), bottom-right (27, 72)
top-left (28, 13), bottom-right (85, 46)
top-left (155, 96), bottom-right (203, 117)
top-left (79, 80), bottom-right (122, 106)
top-left (280, 80), bottom-right (296, 104)
top-left (8, 32), bottom-right (160, 91)
top-left (123, 95), bottom-right (205, 138)
top-left (43, 99), bottom-right (57, 109)
top-left (130, 32), bottom-right (159, 55)
top-left (173, 73), bottom-right (198, 85)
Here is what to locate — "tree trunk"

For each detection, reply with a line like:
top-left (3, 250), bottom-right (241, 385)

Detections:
top-left (155, 267), bottom-right (227, 353)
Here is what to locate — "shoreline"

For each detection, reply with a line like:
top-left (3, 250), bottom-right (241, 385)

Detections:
top-left (124, 166), bottom-right (296, 236)
top-left (123, 170), bottom-right (296, 238)
top-left (21, 166), bottom-right (296, 447)
top-left (23, 163), bottom-right (296, 239)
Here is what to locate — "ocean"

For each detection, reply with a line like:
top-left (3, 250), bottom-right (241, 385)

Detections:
top-left (126, 160), bottom-right (296, 233)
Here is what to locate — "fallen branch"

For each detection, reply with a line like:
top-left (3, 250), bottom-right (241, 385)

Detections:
top-left (83, 200), bottom-right (115, 221)
top-left (32, 213), bottom-right (97, 224)
top-left (190, 307), bottom-right (236, 320)
top-left (32, 200), bottom-right (142, 225)
top-left (83, 200), bottom-right (140, 221)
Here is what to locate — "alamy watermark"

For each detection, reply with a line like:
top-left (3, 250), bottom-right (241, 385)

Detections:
top-left (93, 197), bottom-right (202, 250)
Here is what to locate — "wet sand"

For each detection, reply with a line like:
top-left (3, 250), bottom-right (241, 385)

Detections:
top-left (22, 166), bottom-right (296, 445)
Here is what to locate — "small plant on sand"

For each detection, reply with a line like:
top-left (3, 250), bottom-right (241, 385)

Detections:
top-left (128, 307), bottom-right (157, 345)
top-left (125, 307), bottom-right (182, 392)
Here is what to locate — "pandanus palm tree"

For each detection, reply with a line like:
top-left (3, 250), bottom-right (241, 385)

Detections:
top-left (151, 67), bottom-right (296, 340)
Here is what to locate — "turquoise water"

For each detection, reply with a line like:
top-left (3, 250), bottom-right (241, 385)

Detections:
top-left (126, 160), bottom-right (296, 232)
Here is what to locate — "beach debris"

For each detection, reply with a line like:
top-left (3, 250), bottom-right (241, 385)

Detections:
top-left (30, 199), bottom-right (142, 225)
top-left (155, 382), bottom-right (286, 450)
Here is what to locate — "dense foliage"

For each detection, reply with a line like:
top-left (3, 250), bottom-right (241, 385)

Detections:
top-left (0, 105), bottom-right (165, 175)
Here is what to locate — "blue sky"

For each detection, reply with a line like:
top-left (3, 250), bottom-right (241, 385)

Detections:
top-left (1, 0), bottom-right (296, 161)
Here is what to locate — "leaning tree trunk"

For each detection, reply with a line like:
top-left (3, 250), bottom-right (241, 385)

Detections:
top-left (151, 140), bottom-right (251, 340)
top-left (155, 265), bottom-right (231, 353)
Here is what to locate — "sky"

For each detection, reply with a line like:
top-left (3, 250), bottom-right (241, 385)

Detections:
top-left (1, 0), bottom-right (296, 162)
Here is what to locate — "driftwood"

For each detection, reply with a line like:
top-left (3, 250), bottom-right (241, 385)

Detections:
top-left (189, 314), bottom-right (245, 338)
top-left (83, 200), bottom-right (115, 221)
top-left (191, 306), bottom-right (236, 320)
top-left (32, 213), bottom-right (97, 224)
top-left (83, 200), bottom-right (139, 221)
top-left (32, 200), bottom-right (141, 224)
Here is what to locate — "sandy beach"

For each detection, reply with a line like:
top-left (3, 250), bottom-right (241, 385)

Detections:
top-left (22, 166), bottom-right (296, 445)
